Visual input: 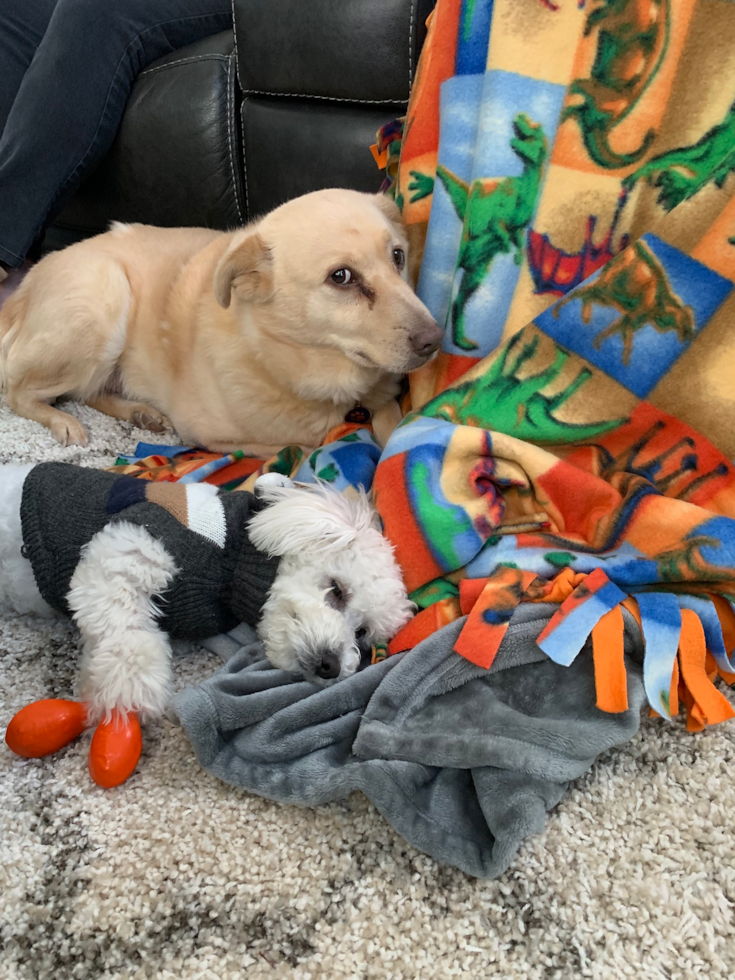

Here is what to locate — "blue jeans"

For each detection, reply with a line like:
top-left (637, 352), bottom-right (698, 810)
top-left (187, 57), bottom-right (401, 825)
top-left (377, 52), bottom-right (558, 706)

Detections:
top-left (0, 0), bottom-right (232, 269)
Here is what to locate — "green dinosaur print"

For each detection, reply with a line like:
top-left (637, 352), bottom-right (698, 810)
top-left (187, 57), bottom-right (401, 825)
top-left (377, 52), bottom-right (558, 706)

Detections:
top-left (462, 0), bottom-right (479, 41)
top-left (409, 578), bottom-right (460, 609)
top-left (307, 444), bottom-right (339, 483)
top-left (624, 101), bottom-right (735, 210)
top-left (552, 239), bottom-right (694, 366)
top-left (269, 445), bottom-right (304, 475)
top-left (545, 551), bottom-right (579, 567)
top-left (420, 329), bottom-right (624, 443)
top-left (436, 113), bottom-right (548, 351)
top-left (316, 463), bottom-right (339, 482)
top-left (408, 171), bottom-right (435, 204)
top-left (564, 0), bottom-right (670, 169)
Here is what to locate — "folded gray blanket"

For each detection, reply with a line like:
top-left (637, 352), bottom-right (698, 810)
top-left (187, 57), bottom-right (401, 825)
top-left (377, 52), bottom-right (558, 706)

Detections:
top-left (171, 604), bottom-right (646, 878)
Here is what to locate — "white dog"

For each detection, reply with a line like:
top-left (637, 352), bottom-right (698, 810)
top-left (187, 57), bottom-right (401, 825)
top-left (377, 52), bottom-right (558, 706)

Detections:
top-left (0, 464), bottom-right (414, 727)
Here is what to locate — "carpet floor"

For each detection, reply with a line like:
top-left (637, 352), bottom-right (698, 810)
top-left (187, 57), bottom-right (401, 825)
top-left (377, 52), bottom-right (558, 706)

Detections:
top-left (1, 400), bottom-right (734, 980)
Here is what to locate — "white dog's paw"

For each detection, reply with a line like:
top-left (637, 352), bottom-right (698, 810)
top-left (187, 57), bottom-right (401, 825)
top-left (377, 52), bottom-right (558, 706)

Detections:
top-left (255, 472), bottom-right (295, 495)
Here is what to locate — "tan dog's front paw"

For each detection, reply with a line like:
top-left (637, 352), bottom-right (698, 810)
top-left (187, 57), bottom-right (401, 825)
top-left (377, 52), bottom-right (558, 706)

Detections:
top-left (50, 414), bottom-right (89, 447)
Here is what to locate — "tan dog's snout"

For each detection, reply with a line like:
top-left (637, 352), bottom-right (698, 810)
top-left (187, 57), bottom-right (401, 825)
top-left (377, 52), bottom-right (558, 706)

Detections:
top-left (408, 316), bottom-right (443, 357)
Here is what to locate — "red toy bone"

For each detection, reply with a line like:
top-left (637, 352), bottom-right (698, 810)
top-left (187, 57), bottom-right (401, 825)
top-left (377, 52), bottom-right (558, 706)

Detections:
top-left (5, 698), bottom-right (142, 788)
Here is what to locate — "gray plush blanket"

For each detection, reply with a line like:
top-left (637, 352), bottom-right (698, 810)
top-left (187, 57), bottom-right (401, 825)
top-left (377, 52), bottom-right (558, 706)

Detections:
top-left (171, 604), bottom-right (647, 878)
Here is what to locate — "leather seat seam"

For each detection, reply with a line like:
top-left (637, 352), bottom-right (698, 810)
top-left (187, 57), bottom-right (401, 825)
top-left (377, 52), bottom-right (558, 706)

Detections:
top-left (140, 54), bottom-right (229, 77)
top-left (408, 0), bottom-right (416, 92)
top-left (230, 0), bottom-right (243, 90)
top-left (241, 89), bottom-right (407, 106)
top-left (226, 58), bottom-right (244, 225)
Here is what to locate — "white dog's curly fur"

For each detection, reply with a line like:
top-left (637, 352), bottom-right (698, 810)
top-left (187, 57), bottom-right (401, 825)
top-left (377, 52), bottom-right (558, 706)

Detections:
top-left (0, 466), bottom-right (414, 723)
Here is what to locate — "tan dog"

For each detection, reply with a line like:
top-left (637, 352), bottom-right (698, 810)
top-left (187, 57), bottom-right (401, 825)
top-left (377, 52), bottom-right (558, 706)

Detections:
top-left (0, 189), bottom-right (442, 454)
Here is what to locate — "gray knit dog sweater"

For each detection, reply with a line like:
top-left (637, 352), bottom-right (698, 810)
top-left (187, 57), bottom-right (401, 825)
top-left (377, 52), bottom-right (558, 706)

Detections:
top-left (20, 463), bottom-right (280, 640)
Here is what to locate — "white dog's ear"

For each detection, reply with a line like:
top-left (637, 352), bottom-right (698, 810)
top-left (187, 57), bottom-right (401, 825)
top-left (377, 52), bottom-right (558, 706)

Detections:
top-left (214, 230), bottom-right (274, 308)
top-left (248, 483), bottom-right (377, 558)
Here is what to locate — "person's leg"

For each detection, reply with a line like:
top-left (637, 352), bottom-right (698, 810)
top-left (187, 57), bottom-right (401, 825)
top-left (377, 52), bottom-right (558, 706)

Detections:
top-left (0, 0), bottom-right (58, 289)
top-left (0, 0), bottom-right (232, 271)
top-left (0, 0), bottom-right (58, 134)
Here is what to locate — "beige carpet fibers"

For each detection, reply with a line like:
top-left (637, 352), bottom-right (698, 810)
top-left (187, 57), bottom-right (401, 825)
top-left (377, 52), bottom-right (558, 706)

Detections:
top-left (1, 401), bottom-right (735, 980)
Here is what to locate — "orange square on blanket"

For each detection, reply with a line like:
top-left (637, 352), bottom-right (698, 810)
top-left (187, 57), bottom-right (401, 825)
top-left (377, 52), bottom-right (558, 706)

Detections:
top-left (692, 196), bottom-right (735, 284)
top-left (488, 0), bottom-right (586, 85)
top-left (624, 493), bottom-right (709, 559)
top-left (551, 0), bottom-right (697, 176)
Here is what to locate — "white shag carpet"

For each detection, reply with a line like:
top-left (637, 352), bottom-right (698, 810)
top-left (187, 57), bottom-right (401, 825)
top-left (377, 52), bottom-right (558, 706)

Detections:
top-left (1, 399), bottom-right (735, 980)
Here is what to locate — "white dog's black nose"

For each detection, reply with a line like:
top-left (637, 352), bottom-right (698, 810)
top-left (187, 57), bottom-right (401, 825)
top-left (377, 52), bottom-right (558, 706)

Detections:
top-left (315, 651), bottom-right (341, 679)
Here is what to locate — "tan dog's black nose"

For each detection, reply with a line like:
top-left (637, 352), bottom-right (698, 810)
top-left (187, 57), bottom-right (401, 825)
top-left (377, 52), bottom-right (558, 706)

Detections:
top-left (409, 318), bottom-right (443, 356)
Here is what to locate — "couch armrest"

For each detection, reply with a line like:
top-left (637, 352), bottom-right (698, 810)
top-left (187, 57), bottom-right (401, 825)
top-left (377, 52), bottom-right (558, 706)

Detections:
top-left (50, 32), bottom-right (243, 244)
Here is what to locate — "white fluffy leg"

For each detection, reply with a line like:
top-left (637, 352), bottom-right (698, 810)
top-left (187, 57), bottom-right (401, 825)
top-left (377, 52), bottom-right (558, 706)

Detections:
top-left (0, 463), bottom-right (55, 617)
top-left (254, 472), bottom-right (295, 495)
top-left (67, 521), bottom-right (179, 723)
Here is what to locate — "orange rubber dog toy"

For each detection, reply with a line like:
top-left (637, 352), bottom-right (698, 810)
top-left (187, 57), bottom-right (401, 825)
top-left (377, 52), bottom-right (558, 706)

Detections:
top-left (5, 699), bottom-right (88, 757)
top-left (88, 712), bottom-right (142, 788)
top-left (5, 699), bottom-right (142, 788)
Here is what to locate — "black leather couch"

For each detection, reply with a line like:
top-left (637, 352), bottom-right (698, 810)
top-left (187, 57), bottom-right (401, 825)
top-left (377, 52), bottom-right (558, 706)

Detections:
top-left (45, 0), bottom-right (433, 252)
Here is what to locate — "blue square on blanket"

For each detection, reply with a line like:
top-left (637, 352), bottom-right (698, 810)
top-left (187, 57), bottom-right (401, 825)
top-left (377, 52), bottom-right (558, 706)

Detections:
top-left (422, 70), bottom-right (567, 358)
top-left (535, 234), bottom-right (733, 398)
top-left (106, 476), bottom-right (148, 514)
top-left (455, 0), bottom-right (494, 76)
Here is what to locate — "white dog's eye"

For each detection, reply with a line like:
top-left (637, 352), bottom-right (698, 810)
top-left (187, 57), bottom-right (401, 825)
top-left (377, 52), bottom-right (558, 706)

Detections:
top-left (356, 627), bottom-right (367, 639)
top-left (330, 268), bottom-right (353, 286)
top-left (392, 247), bottom-right (405, 270)
top-left (326, 580), bottom-right (348, 610)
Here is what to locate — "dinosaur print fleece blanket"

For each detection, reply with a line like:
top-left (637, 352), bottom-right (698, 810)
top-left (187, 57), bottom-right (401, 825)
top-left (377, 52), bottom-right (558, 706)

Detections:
top-left (371, 0), bottom-right (735, 733)
top-left (123, 0), bottom-right (735, 873)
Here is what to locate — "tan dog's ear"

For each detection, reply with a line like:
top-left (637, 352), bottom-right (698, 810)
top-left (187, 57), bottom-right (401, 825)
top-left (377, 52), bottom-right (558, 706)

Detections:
top-left (373, 193), bottom-right (404, 230)
top-left (373, 193), bottom-right (423, 287)
top-left (214, 231), bottom-right (274, 308)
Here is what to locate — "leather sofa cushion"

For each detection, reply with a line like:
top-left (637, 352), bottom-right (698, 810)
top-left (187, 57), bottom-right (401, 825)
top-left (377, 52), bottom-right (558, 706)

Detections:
top-left (234, 0), bottom-right (434, 104)
top-left (240, 98), bottom-right (401, 218)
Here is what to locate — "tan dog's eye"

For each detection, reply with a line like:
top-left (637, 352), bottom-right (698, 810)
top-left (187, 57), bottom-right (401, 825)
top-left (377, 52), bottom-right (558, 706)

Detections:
top-left (392, 247), bottom-right (405, 271)
top-left (330, 268), bottom-right (353, 286)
